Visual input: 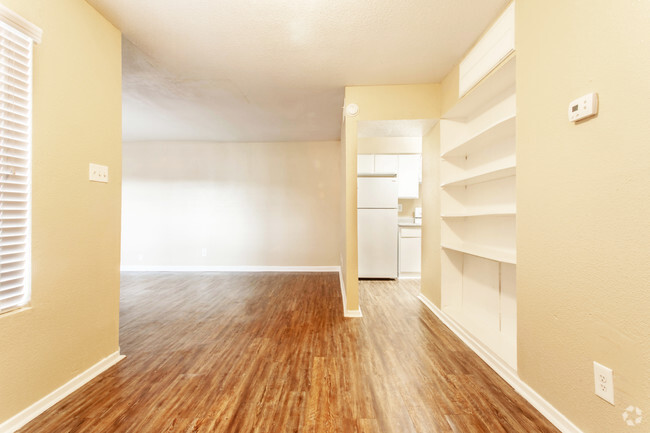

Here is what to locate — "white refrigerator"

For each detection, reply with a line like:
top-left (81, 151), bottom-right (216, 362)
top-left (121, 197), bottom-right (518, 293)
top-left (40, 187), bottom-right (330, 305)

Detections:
top-left (357, 175), bottom-right (398, 279)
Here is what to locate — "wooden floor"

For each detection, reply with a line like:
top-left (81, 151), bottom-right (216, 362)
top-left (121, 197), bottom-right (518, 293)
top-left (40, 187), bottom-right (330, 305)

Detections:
top-left (20, 273), bottom-right (559, 433)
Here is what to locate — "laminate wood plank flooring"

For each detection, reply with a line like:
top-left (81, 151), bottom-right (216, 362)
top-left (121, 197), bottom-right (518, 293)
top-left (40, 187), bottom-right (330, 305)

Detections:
top-left (19, 273), bottom-right (560, 432)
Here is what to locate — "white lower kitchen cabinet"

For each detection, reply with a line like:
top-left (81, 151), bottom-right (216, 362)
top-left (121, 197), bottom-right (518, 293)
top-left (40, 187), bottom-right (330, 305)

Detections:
top-left (399, 226), bottom-right (421, 277)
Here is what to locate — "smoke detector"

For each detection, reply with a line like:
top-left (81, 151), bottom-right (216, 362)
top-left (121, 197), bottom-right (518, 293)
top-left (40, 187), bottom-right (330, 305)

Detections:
top-left (345, 103), bottom-right (359, 117)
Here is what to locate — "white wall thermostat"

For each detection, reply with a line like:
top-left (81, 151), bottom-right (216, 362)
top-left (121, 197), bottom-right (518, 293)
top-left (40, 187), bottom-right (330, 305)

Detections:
top-left (568, 92), bottom-right (598, 122)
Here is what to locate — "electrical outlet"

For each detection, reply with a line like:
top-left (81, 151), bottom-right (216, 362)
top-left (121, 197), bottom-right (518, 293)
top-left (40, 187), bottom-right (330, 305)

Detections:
top-left (89, 163), bottom-right (108, 183)
top-left (594, 361), bottom-right (614, 404)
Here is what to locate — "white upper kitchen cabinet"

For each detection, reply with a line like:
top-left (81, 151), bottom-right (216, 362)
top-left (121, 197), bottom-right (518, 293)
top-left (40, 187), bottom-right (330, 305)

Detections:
top-left (357, 154), bottom-right (399, 175)
top-left (357, 155), bottom-right (399, 174)
top-left (397, 154), bottom-right (421, 198)
top-left (373, 155), bottom-right (398, 174)
top-left (357, 154), bottom-right (375, 174)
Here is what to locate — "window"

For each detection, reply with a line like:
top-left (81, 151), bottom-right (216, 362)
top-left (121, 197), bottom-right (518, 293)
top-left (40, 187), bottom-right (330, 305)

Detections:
top-left (0, 9), bottom-right (41, 314)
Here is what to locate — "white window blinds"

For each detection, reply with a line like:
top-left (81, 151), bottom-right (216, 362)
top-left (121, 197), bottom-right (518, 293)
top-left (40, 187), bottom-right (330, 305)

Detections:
top-left (0, 21), bottom-right (33, 313)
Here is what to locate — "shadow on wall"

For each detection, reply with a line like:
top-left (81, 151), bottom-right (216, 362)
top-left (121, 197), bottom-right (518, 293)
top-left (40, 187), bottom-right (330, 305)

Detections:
top-left (121, 141), bottom-right (341, 268)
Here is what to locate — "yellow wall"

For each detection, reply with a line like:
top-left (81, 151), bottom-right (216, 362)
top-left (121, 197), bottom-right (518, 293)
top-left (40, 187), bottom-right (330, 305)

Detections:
top-left (517, 1), bottom-right (650, 431)
top-left (419, 123), bottom-right (441, 305)
top-left (121, 141), bottom-right (340, 267)
top-left (0, 0), bottom-right (122, 424)
top-left (341, 118), bottom-right (359, 311)
top-left (339, 116), bottom-right (349, 308)
top-left (342, 84), bottom-right (440, 311)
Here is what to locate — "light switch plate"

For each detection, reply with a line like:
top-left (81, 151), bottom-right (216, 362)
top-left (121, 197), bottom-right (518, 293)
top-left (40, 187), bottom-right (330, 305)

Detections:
top-left (568, 92), bottom-right (598, 122)
top-left (89, 163), bottom-right (108, 183)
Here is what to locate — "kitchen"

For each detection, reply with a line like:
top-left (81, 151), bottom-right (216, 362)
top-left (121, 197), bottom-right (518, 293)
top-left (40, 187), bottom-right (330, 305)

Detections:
top-left (356, 132), bottom-right (426, 280)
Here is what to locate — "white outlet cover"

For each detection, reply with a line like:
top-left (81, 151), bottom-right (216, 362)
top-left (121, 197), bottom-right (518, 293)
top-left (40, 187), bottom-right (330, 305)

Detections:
top-left (89, 163), bottom-right (109, 183)
top-left (594, 361), bottom-right (614, 405)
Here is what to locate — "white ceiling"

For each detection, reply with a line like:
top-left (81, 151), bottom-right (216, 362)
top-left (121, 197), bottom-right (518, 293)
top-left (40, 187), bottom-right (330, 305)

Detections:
top-left (86, 0), bottom-right (509, 142)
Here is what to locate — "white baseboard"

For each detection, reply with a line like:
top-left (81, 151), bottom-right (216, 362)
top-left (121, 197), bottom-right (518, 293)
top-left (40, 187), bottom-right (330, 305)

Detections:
top-left (343, 308), bottom-right (363, 318)
top-left (121, 265), bottom-right (341, 273)
top-left (338, 269), bottom-right (362, 318)
top-left (417, 295), bottom-right (583, 433)
top-left (0, 350), bottom-right (124, 433)
top-left (398, 274), bottom-right (421, 280)
top-left (339, 270), bottom-right (347, 312)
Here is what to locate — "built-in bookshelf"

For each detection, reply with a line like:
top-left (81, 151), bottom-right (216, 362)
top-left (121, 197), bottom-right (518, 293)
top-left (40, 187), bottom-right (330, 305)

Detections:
top-left (440, 53), bottom-right (517, 370)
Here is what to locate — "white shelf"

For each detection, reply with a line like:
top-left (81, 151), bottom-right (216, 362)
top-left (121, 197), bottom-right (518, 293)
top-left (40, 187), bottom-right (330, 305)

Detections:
top-left (441, 165), bottom-right (515, 188)
top-left (441, 208), bottom-right (516, 218)
top-left (358, 172), bottom-right (397, 178)
top-left (445, 55), bottom-right (516, 120)
top-left (440, 27), bottom-right (517, 372)
top-left (442, 115), bottom-right (516, 158)
top-left (442, 242), bottom-right (516, 264)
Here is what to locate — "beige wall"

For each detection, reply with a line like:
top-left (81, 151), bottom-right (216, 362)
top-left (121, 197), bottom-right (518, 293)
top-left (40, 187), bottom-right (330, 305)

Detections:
top-left (357, 137), bottom-right (422, 155)
top-left (517, 1), bottom-right (650, 431)
top-left (0, 0), bottom-right (122, 424)
top-left (122, 141), bottom-right (340, 267)
top-left (342, 84), bottom-right (440, 311)
top-left (419, 124), bottom-right (441, 305)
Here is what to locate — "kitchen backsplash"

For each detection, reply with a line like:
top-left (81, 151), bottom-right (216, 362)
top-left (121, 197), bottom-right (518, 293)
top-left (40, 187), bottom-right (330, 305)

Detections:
top-left (398, 182), bottom-right (422, 217)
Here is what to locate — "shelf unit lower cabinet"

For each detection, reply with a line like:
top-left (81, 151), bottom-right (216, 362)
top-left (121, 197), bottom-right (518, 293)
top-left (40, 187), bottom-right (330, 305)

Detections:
top-left (441, 249), bottom-right (517, 368)
top-left (439, 55), bottom-right (517, 371)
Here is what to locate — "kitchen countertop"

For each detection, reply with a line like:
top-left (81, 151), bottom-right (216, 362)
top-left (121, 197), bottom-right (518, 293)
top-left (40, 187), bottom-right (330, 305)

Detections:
top-left (398, 218), bottom-right (422, 227)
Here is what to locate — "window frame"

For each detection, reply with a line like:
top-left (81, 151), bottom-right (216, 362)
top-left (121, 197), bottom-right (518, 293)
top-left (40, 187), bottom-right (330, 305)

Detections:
top-left (0, 8), bottom-right (41, 315)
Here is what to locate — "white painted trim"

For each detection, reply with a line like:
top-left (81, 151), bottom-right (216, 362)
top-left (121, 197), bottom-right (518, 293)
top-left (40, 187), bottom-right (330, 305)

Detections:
top-left (0, 4), bottom-right (42, 43)
top-left (339, 269), bottom-right (347, 311)
top-left (459, 1), bottom-right (514, 97)
top-left (338, 269), bottom-right (363, 318)
top-left (398, 274), bottom-right (421, 280)
top-left (417, 295), bottom-right (583, 433)
top-left (343, 308), bottom-right (363, 318)
top-left (121, 265), bottom-right (341, 273)
top-left (0, 351), bottom-right (124, 433)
